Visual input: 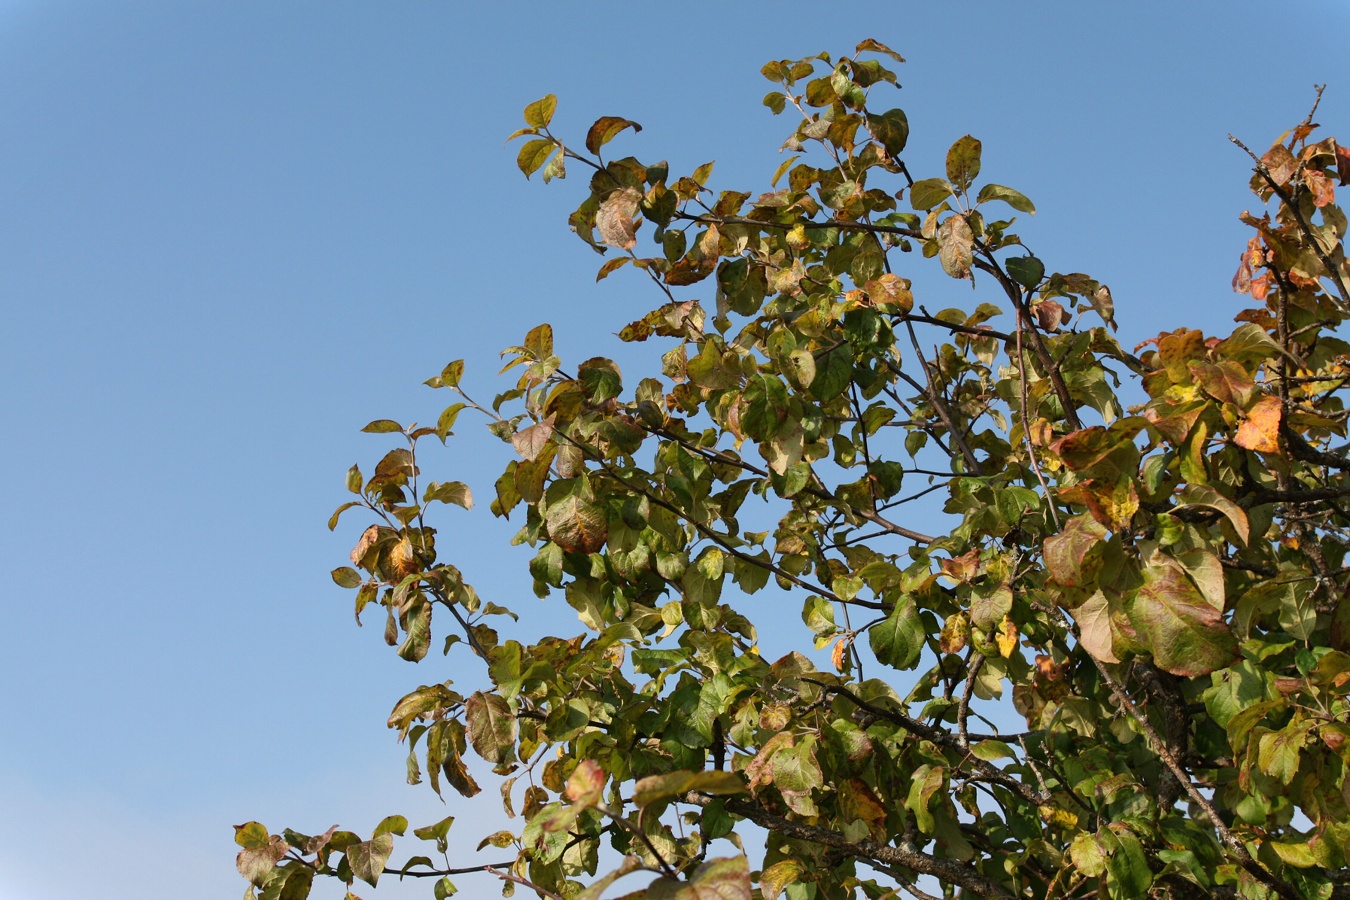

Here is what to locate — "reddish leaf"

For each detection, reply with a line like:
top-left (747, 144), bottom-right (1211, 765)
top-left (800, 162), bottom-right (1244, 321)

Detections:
top-left (565, 759), bottom-right (606, 808)
top-left (512, 415), bottom-right (556, 461)
top-left (1125, 551), bottom-right (1238, 676)
top-left (1305, 167), bottom-right (1335, 207)
top-left (1043, 515), bottom-right (1108, 587)
top-left (1235, 395), bottom-right (1282, 453)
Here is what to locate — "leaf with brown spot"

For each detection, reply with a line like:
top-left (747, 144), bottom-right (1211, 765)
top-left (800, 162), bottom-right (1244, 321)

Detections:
top-left (863, 273), bottom-right (914, 314)
top-left (1235, 395), bottom-right (1282, 453)
top-left (545, 483), bottom-right (608, 555)
top-left (464, 691), bottom-right (517, 766)
top-left (585, 116), bottom-right (641, 155)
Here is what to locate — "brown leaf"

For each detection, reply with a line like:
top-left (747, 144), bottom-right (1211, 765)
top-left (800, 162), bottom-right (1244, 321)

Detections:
top-left (351, 525), bottom-right (381, 566)
top-left (863, 273), bottom-right (914, 314)
top-left (596, 187), bottom-right (642, 250)
top-left (385, 536), bottom-right (418, 582)
top-left (1235, 395), bottom-right (1282, 453)
top-left (937, 214), bottom-right (973, 279)
top-left (1033, 299), bottom-right (1065, 331)
top-left (1305, 167), bottom-right (1335, 207)
top-left (1335, 141), bottom-right (1350, 186)
top-left (1262, 142), bottom-right (1298, 188)
top-left (830, 636), bottom-right (850, 672)
top-left (1232, 236), bottom-right (1262, 294)
top-left (512, 415), bottom-right (556, 461)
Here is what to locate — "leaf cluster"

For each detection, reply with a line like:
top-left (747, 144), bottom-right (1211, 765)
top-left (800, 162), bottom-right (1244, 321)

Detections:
top-left (243, 43), bottom-right (1350, 900)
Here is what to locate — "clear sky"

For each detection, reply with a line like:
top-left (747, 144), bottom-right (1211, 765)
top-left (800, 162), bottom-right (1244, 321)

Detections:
top-left (2, 3), bottom-right (1347, 898)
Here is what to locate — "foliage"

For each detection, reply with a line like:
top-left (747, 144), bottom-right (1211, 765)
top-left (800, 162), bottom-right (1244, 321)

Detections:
top-left (238, 41), bottom-right (1350, 900)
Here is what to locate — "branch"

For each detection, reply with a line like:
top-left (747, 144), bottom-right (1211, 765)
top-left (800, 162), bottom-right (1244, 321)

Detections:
top-left (1228, 132), bottom-right (1350, 311)
top-left (803, 678), bottom-right (1048, 808)
top-left (892, 325), bottom-right (984, 474)
top-left (561, 431), bottom-right (887, 610)
top-left (650, 424), bottom-right (937, 543)
top-left (383, 860), bottom-right (517, 878)
top-left (683, 793), bottom-right (1016, 899)
top-left (1056, 609), bottom-right (1301, 900)
top-left (1282, 423), bottom-right (1350, 470)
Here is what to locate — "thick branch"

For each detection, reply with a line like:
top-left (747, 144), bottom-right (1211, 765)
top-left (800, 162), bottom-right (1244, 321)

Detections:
top-left (1059, 610), bottom-right (1301, 900)
top-left (683, 793), bottom-right (1015, 899)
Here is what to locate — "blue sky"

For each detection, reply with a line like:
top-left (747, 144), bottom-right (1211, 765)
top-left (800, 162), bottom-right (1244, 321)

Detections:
top-left (2, 2), bottom-right (1347, 898)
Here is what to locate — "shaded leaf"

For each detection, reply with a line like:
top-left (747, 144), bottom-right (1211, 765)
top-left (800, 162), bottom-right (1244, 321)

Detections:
top-left (346, 834), bottom-right (394, 888)
top-left (464, 692), bottom-right (517, 765)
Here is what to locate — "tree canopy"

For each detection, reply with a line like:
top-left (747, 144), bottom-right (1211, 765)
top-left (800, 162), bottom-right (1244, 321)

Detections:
top-left (237, 40), bottom-right (1350, 900)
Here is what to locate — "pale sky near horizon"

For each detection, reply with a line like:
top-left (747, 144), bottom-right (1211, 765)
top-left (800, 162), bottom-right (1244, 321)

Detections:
top-left (2, 3), bottom-right (1348, 898)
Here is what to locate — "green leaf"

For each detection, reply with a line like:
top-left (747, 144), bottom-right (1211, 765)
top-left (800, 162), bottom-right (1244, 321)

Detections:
top-left (809, 345), bottom-right (852, 401)
top-left (1005, 255), bottom-right (1045, 289)
top-left (523, 94), bottom-right (557, 128)
top-left (633, 770), bottom-right (746, 807)
top-left (373, 815), bottom-right (408, 838)
top-left (869, 597), bottom-right (924, 670)
top-left (328, 501), bottom-right (360, 531)
top-left (867, 108), bottom-right (909, 156)
top-left (909, 177), bottom-right (953, 211)
top-left (361, 419), bottom-right (403, 434)
top-left (436, 403), bottom-right (466, 441)
top-left (976, 183), bottom-right (1036, 214)
top-left (946, 135), bottom-right (982, 192)
top-left (464, 691), bottom-right (517, 766)
top-left (1270, 841), bottom-right (1318, 868)
top-left (346, 833), bottom-right (394, 888)
top-left (517, 139), bottom-right (554, 178)
top-left (545, 482), bottom-right (608, 555)
top-left (331, 567), bottom-right (363, 589)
